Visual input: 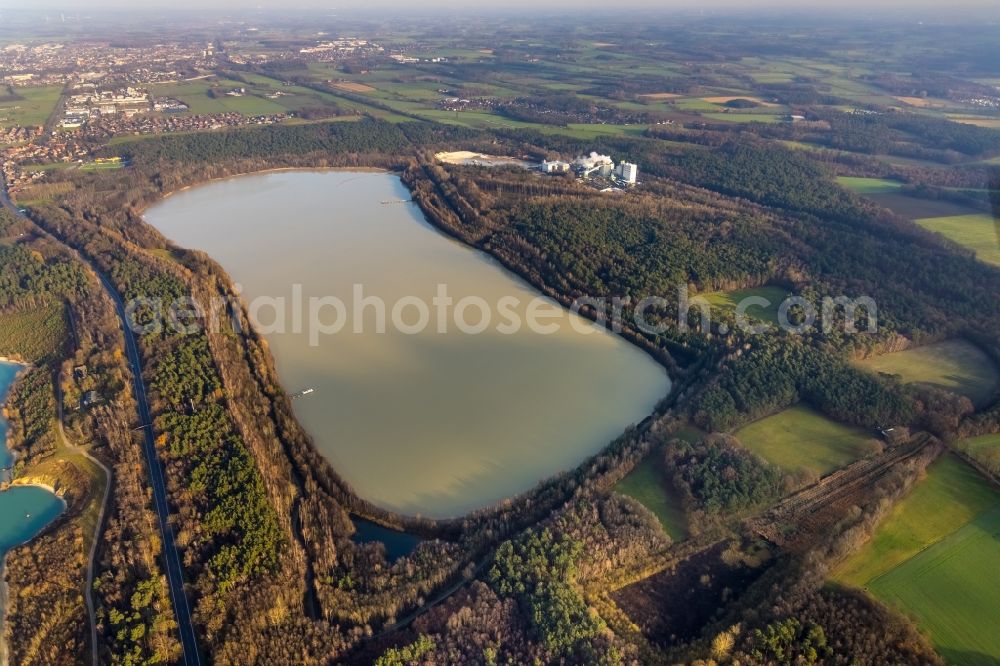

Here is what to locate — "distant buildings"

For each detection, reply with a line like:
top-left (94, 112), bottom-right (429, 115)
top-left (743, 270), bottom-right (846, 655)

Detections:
top-left (61, 85), bottom-right (152, 128)
top-left (539, 151), bottom-right (639, 185)
top-left (153, 98), bottom-right (190, 113)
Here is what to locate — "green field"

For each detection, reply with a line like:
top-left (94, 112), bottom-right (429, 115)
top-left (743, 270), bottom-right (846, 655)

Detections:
top-left (734, 405), bottom-right (878, 478)
top-left (834, 454), bottom-right (999, 586)
top-left (836, 176), bottom-right (904, 194)
top-left (869, 507), bottom-right (1000, 666)
top-left (674, 98), bottom-right (721, 111)
top-left (956, 433), bottom-right (1000, 476)
top-left (148, 79), bottom-right (288, 115)
top-left (538, 123), bottom-right (648, 139)
top-left (0, 85), bottom-right (62, 128)
top-left (868, 192), bottom-right (981, 219)
top-left (79, 161), bottom-right (124, 171)
top-left (615, 455), bottom-right (688, 540)
top-left (701, 112), bottom-right (783, 124)
top-left (834, 455), bottom-right (1000, 666)
top-left (701, 285), bottom-right (791, 326)
top-left (147, 75), bottom-right (371, 117)
top-left (916, 214), bottom-right (1000, 267)
top-left (856, 339), bottom-right (998, 407)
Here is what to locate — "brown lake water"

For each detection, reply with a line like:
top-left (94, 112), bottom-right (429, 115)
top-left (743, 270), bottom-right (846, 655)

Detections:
top-left (144, 171), bottom-right (671, 517)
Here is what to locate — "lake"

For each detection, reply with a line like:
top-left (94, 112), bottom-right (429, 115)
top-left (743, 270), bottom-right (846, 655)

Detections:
top-left (351, 518), bottom-right (422, 562)
top-left (0, 361), bottom-right (65, 641)
top-left (0, 361), bottom-right (21, 474)
top-left (0, 486), bottom-right (65, 556)
top-left (144, 170), bottom-right (671, 517)
top-left (0, 361), bottom-right (65, 553)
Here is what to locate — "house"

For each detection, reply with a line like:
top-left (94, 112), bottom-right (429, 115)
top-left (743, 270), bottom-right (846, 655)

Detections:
top-left (80, 390), bottom-right (98, 409)
top-left (73, 365), bottom-right (88, 380)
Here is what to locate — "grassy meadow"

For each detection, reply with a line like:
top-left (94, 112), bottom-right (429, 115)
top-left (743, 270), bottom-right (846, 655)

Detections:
top-left (701, 112), bottom-right (784, 124)
top-left (834, 455), bottom-right (1000, 666)
top-left (734, 405), bottom-right (879, 478)
top-left (701, 286), bottom-right (790, 326)
top-left (0, 85), bottom-right (62, 129)
top-left (834, 454), bottom-right (999, 585)
top-left (868, 505), bottom-right (1000, 666)
top-left (614, 456), bottom-right (688, 540)
top-left (855, 339), bottom-right (998, 407)
top-left (836, 176), bottom-right (904, 194)
top-left (956, 433), bottom-right (1000, 477)
top-left (147, 74), bottom-right (382, 118)
top-left (867, 192), bottom-right (979, 219)
top-left (916, 214), bottom-right (1000, 267)
top-left (148, 78), bottom-right (287, 115)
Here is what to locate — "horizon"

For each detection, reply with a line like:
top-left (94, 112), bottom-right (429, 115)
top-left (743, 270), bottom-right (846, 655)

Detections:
top-left (2, 2), bottom-right (1000, 17)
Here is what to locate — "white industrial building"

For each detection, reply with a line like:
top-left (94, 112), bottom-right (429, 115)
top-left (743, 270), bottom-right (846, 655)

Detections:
top-left (541, 159), bottom-right (571, 173)
top-left (615, 162), bottom-right (638, 184)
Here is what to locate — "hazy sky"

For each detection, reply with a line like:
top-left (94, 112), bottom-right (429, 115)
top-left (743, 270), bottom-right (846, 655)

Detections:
top-left (5, 0), bottom-right (999, 11)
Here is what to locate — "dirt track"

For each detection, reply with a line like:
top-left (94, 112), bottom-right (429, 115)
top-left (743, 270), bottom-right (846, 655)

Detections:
top-left (746, 433), bottom-right (941, 549)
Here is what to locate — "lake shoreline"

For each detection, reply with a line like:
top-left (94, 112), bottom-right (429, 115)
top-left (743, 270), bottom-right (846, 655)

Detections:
top-left (146, 165), bottom-right (391, 213)
top-left (144, 169), bottom-right (672, 518)
top-left (0, 361), bottom-right (66, 666)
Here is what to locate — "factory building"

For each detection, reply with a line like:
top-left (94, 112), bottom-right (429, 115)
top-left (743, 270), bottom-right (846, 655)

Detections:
top-left (541, 159), bottom-right (571, 173)
top-left (615, 162), bottom-right (638, 184)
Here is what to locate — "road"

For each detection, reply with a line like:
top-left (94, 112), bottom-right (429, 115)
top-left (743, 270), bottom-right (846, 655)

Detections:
top-left (99, 273), bottom-right (203, 666)
top-left (54, 379), bottom-right (110, 666)
top-left (0, 182), bottom-right (202, 666)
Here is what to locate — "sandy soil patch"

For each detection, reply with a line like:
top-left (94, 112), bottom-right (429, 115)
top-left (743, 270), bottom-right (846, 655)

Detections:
top-left (434, 151), bottom-right (527, 167)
